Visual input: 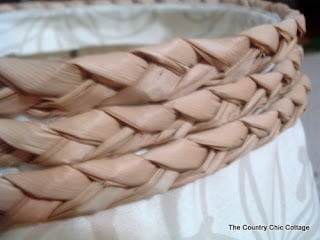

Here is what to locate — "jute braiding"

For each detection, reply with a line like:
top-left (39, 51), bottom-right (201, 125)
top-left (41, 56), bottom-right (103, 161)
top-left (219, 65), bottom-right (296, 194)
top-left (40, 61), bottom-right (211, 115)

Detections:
top-left (0, 0), bottom-right (310, 227)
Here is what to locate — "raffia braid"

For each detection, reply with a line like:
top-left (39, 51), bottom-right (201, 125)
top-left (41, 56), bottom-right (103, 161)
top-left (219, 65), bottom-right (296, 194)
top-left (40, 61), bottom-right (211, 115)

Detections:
top-left (0, 46), bottom-right (307, 167)
top-left (0, 0), bottom-right (310, 228)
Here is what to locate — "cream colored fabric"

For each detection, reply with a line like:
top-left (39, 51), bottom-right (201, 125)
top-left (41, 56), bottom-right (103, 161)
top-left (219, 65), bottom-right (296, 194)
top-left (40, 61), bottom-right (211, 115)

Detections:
top-left (0, 120), bottom-right (319, 240)
top-left (0, 3), bottom-right (280, 56)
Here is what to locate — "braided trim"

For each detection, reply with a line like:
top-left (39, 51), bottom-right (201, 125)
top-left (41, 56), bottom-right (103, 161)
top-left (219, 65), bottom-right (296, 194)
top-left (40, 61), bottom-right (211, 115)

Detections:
top-left (0, 0), bottom-right (310, 227)
top-left (0, 47), bottom-right (307, 166)
top-left (0, 74), bottom-right (310, 226)
top-left (0, 0), bottom-right (306, 117)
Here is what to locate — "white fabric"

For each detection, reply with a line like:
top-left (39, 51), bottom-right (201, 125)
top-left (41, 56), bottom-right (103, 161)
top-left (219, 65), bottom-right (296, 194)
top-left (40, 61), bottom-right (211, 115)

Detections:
top-left (1, 120), bottom-right (319, 239)
top-left (0, 3), bottom-right (280, 56)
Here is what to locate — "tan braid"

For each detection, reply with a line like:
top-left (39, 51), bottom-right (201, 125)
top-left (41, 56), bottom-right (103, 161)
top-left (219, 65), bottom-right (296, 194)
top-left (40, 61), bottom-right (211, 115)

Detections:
top-left (0, 46), bottom-right (308, 166)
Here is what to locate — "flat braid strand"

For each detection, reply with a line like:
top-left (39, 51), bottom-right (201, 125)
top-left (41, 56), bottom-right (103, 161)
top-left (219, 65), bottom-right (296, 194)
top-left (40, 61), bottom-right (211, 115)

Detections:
top-left (0, 46), bottom-right (307, 167)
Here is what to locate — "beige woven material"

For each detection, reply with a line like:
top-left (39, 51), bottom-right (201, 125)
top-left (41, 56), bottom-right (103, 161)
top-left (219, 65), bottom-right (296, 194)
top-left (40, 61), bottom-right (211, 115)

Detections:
top-left (0, 0), bottom-right (310, 228)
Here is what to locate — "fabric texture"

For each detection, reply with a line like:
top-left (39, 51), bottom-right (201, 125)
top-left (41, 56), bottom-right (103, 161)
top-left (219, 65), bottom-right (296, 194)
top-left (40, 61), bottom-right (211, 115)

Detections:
top-left (0, 3), bottom-right (280, 56)
top-left (302, 53), bottom-right (320, 200)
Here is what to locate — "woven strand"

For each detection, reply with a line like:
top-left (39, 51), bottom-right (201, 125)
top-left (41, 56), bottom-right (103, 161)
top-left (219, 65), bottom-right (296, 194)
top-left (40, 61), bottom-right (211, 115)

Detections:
top-left (0, 47), bottom-right (306, 167)
top-left (0, 0), bottom-right (310, 227)
top-left (0, 74), bottom-right (310, 226)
